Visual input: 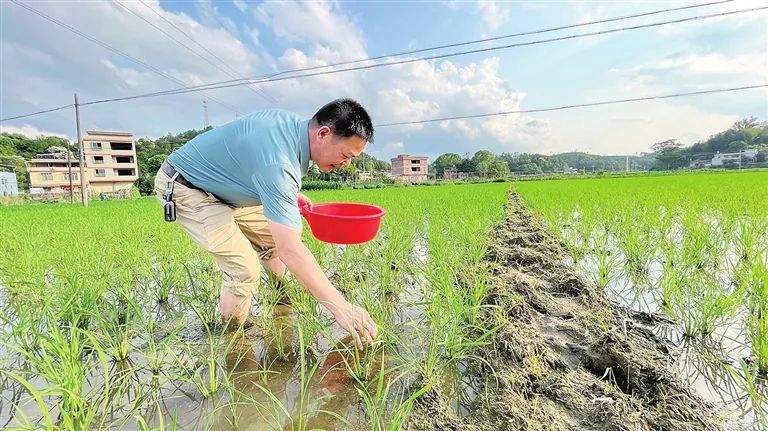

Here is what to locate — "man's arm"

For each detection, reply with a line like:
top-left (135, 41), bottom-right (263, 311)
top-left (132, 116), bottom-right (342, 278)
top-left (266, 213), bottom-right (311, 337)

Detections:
top-left (268, 220), bottom-right (377, 350)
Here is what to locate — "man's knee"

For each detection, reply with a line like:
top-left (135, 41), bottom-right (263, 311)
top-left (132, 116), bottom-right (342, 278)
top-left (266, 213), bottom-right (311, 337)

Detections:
top-left (221, 270), bottom-right (260, 297)
top-left (262, 256), bottom-right (287, 279)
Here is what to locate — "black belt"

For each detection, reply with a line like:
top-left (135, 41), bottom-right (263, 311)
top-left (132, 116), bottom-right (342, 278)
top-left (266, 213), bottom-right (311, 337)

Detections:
top-left (161, 161), bottom-right (205, 192)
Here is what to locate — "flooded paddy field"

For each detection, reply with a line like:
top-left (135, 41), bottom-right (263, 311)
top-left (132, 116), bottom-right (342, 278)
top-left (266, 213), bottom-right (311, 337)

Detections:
top-left (1, 172), bottom-right (765, 430)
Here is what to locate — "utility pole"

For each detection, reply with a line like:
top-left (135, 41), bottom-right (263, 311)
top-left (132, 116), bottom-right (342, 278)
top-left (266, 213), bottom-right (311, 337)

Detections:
top-left (74, 93), bottom-right (88, 207)
top-left (66, 136), bottom-right (74, 203)
top-left (203, 99), bottom-right (210, 128)
top-left (626, 155), bottom-right (630, 173)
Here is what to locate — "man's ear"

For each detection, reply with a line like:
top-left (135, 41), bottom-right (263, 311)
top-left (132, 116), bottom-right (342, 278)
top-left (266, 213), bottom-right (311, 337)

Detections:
top-left (317, 126), bottom-right (332, 140)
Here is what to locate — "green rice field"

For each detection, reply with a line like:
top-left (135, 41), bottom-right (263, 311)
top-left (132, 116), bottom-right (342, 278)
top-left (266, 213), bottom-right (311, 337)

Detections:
top-left (0, 171), bottom-right (766, 430)
top-left (0, 183), bottom-right (509, 430)
top-left (515, 171), bottom-right (768, 427)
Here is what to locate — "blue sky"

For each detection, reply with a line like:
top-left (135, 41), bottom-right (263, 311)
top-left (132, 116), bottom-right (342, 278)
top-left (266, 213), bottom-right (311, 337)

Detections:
top-left (1, 0), bottom-right (766, 162)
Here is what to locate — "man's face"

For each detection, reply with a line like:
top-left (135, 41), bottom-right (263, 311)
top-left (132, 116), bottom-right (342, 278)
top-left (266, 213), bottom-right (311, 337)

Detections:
top-left (313, 126), bottom-right (367, 173)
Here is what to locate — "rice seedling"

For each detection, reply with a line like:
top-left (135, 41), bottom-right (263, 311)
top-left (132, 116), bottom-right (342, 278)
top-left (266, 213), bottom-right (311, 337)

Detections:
top-left (355, 351), bottom-right (434, 431)
top-left (515, 171), bottom-right (768, 427)
top-left (0, 183), bottom-right (517, 429)
top-left (744, 256), bottom-right (768, 373)
top-left (164, 323), bottom-right (242, 400)
top-left (179, 262), bottom-right (222, 329)
top-left (150, 258), bottom-right (185, 306)
top-left (582, 227), bottom-right (621, 291)
top-left (722, 359), bottom-right (767, 429)
top-left (135, 411), bottom-right (179, 431)
top-left (614, 208), bottom-right (658, 278)
top-left (3, 320), bottom-right (118, 430)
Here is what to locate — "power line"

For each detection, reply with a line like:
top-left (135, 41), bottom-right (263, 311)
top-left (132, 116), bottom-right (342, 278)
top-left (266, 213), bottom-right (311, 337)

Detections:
top-left (374, 84), bottom-right (768, 127)
top-left (114, 0), bottom-right (736, 92)
top-left (263, 0), bottom-right (738, 81)
top-left (137, 0), bottom-right (256, 85)
top-left (78, 5), bottom-right (768, 105)
top-left (9, 0), bottom-right (245, 116)
top-left (2, 3), bottom-right (764, 121)
top-left (0, 104), bottom-right (74, 122)
top-left (4, 84), bottom-right (762, 131)
top-left (112, 0), bottom-right (276, 104)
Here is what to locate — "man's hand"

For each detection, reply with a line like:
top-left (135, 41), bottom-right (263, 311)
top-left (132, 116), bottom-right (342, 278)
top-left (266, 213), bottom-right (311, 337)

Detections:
top-left (328, 300), bottom-right (378, 350)
top-left (297, 193), bottom-right (312, 210)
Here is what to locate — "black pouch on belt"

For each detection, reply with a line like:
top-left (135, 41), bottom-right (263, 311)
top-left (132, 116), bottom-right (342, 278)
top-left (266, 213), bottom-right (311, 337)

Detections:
top-left (162, 172), bottom-right (179, 222)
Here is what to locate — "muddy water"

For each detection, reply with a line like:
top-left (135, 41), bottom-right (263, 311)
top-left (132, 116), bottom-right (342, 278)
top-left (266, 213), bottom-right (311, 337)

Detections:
top-left (0, 237), bottom-right (480, 431)
top-left (574, 234), bottom-right (766, 427)
top-left (148, 291), bottom-right (477, 429)
top-left (149, 306), bottom-right (367, 431)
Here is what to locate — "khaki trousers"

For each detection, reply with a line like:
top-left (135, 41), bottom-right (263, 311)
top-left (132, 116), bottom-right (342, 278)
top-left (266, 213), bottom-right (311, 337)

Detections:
top-left (154, 168), bottom-right (276, 297)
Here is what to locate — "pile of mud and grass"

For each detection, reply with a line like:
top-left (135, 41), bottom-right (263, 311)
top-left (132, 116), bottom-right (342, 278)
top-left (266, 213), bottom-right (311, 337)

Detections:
top-left (407, 191), bottom-right (731, 431)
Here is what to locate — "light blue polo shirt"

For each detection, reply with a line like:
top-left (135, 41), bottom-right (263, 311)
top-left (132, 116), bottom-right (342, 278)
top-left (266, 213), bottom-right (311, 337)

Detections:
top-left (167, 109), bottom-right (310, 230)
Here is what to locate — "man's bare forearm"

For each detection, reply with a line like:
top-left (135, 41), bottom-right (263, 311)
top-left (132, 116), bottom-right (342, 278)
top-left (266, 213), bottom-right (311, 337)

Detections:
top-left (278, 243), bottom-right (347, 312)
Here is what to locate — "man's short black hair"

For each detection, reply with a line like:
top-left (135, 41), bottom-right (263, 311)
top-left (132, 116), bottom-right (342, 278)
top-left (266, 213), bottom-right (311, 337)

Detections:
top-left (312, 98), bottom-right (374, 143)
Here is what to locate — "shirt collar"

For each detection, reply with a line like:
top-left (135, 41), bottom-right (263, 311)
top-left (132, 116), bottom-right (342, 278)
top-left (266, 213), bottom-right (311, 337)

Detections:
top-left (299, 119), bottom-right (310, 177)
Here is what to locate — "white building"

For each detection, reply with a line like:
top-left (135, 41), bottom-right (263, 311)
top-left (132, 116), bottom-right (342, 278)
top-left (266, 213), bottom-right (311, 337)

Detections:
top-left (0, 171), bottom-right (18, 196)
top-left (711, 149), bottom-right (758, 167)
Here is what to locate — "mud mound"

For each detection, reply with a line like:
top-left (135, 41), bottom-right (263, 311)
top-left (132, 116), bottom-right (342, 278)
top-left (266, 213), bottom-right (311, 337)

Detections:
top-left (408, 192), bottom-right (730, 431)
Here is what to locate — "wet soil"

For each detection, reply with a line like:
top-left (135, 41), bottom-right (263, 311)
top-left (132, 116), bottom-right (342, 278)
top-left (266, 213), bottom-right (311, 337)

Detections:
top-left (407, 191), bottom-right (732, 431)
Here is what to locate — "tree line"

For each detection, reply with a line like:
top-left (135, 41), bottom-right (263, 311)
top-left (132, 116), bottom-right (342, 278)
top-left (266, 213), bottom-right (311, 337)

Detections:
top-left (650, 118), bottom-right (767, 170)
top-left (430, 118), bottom-right (766, 177)
top-left (0, 117), bottom-right (764, 193)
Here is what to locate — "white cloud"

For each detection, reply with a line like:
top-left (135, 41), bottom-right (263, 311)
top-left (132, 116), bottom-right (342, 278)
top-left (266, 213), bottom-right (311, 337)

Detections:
top-left (233, 0), bottom-right (247, 13)
top-left (349, 56), bottom-right (551, 159)
top-left (630, 52), bottom-right (766, 83)
top-left (1, 0), bottom-right (761, 163)
top-left (0, 124), bottom-right (71, 140)
top-left (0, 1), bottom-right (270, 131)
top-left (100, 59), bottom-right (142, 89)
top-left (254, 0), bottom-right (367, 61)
top-left (385, 141), bottom-right (405, 152)
top-left (195, 0), bottom-right (239, 36)
top-left (547, 45), bottom-right (766, 155)
top-left (546, 100), bottom-right (740, 155)
top-left (0, 0), bottom-right (550, 160)
top-left (247, 27), bottom-right (261, 47)
top-left (610, 50), bottom-right (768, 113)
top-left (609, 116), bottom-right (652, 125)
top-left (441, 1), bottom-right (461, 12)
top-left (376, 88), bottom-right (439, 132)
top-left (476, 1), bottom-right (510, 32)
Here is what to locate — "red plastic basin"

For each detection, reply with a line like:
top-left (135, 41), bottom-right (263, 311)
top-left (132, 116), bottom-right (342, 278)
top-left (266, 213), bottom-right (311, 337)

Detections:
top-left (299, 202), bottom-right (386, 245)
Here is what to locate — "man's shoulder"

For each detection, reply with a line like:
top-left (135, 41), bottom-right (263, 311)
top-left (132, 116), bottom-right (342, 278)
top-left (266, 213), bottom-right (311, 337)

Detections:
top-left (244, 109), bottom-right (302, 125)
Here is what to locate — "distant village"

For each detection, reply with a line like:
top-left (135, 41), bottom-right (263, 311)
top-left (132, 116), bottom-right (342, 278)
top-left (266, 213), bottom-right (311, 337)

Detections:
top-left (0, 124), bottom-right (764, 200)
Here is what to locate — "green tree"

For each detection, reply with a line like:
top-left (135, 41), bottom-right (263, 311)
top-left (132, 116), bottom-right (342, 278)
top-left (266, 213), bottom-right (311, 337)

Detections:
top-left (474, 153), bottom-right (509, 178)
top-left (468, 150), bottom-right (495, 176)
top-left (728, 127), bottom-right (764, 152)
top-left (650, 139), bottom-right (687, 170)
top-left (135, 154), bottom-right (168, 195)
top-left (457, 153), bottom-right (475, 174)
top-left (432, 153), bottom-right (463, 177)
top-left (351, 152), bottom-right (390, 173)
top-left (0, 133), bottom-right (75, 190)
top-left (134, 127), bottom-right (210, 195)
top-left (518, 162), bottom-right (543, 175)
top-left (328, 164), bottom-right (357, 182)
